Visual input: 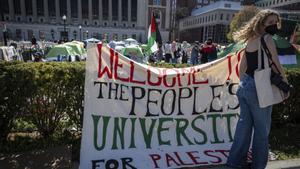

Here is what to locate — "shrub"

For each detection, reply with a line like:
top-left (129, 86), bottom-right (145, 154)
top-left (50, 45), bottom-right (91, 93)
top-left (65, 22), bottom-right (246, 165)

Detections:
top-left (0, 61), bottom-right (30, 143)
top-left (0, 61), bottom-right (85, 139)
top-left (272, 68), bottom-right (300, 126)
top-left (0, 61), bottom-right (299, 141)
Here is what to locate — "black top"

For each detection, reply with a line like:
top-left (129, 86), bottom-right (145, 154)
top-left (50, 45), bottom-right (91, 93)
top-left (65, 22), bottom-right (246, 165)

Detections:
top-left (245, 50), bottom-right (259, 78)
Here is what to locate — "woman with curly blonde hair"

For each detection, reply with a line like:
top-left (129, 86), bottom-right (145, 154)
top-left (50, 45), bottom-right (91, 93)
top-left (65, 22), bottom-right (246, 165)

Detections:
top-left (226, 9), bottom-right (289, 169)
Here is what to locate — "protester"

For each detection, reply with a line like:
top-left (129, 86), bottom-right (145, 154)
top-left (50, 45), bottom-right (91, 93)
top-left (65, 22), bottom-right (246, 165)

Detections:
top-left (200, 38), bottom-right (217, 63)
top-left (226, 9), bottom-right (290, 169)
top-left (181, 41), bottom-right (189, 64)
top-left (164, 41), bottom-right (172, 63)
top-left (171, 40), bottom-right (178, 63)
top-left (191, 41), bottom-right (200, 65)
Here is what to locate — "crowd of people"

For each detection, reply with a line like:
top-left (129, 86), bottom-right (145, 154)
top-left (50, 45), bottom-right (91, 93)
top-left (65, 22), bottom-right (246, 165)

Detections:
top-left (1, 33), bottom-right (224, 65)
top-left (151, 38), bottom-right (220, 65)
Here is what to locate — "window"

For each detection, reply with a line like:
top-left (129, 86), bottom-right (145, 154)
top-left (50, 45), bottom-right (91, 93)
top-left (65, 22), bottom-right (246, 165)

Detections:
top-left (82, 0), bottom-right (88, 18)
top-left (112, 0), bottom-right (118, 21)
top-left (92, 0), bottom-right (99, 19)
top-left (1, 0), bottom-right (9, 14)
top-left (224, 3), bottom-right (231, 8)
top-left (153, 0), bottom-right (160, 5)
top-left (48, 0), bottom-right (55, 17)
top-left (25, 0), bottom-right (33, 15)
top-left (60, 0), bottom-right (67, 17)
top-left (98, 34), bottom-right (102, 40)
top-left (113, 34), bottom-right (118, 40)
top-left (102, 0), bottom-right (108, 20)
top-left (226, 14), bottom-right (230, 21)
top-left (132, 34), bottom-right (136, 40)
top-left (16, 29), bottom-right (22, 40)
top-left (122, 0), bottom-right (128, 21)
top-left (71, 0), bottom-right (78, 18)
top-left (13, 0), bottom-right (21, 15)
top-left (37, 0), bottom-right (44, 16)
top-left (131, 0), bottom-right (137, 22)
top-left (220, 13), bottom-right (223, 20)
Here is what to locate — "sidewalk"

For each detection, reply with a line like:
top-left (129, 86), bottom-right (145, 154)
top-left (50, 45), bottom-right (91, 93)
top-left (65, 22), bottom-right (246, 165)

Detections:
top-left (181, 159), bottom-right (300, 169)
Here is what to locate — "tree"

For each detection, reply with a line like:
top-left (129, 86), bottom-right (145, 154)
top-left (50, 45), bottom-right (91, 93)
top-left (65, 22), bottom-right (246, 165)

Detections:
top-left (227, 6), bottom-right (259, 42)
top-left (176, 7), bottom-right (189, 20)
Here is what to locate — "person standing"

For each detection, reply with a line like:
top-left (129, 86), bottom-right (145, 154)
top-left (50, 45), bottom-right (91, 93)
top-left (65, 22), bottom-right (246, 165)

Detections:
top-left (226, 9), bottom-right (290, 169)
top-left (164, 41), bottom-right (172, 63)
top-left (200, 38), bottom-right (217, 63)
top-left (191, 41), bottom-right (200, 65)
top-left (181, 41), bottom-right (189, 64)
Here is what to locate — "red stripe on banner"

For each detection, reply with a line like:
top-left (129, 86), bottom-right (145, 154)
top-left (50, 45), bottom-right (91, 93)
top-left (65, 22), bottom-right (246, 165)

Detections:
top-left (97, 43), bottom-right (103, 78)
top-left (226, 55), bottom-right (232, 80)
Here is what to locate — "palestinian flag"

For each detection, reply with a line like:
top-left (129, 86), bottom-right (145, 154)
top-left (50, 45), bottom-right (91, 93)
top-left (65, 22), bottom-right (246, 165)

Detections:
top-left (273, 35), bottom-right (297, 65)
top-left (147, 13), bottom-right (162, 54)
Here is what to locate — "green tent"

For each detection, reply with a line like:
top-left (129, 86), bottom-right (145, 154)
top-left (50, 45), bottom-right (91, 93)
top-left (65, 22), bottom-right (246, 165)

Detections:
top-left (64, 42), bottom-right (86, 56)
top-left (46, 44), bottom-right (81, 58)
top-left (121, 45), bottom-right (144, 63)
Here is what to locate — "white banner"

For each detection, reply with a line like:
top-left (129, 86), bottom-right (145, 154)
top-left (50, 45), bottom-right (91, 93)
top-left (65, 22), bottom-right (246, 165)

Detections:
top-left (80, 44), bottom-right (243, 169)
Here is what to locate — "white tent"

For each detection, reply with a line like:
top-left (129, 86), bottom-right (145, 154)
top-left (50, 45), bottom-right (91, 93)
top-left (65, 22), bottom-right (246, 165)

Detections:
top-left (84, 38), bottom-right (101, 43)
top-left (124, 38), bottom-right (138, 45)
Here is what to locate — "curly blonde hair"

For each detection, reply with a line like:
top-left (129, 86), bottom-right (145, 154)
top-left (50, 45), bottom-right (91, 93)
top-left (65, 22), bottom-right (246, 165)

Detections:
top-left (233, 9), bottom-right (281, 42)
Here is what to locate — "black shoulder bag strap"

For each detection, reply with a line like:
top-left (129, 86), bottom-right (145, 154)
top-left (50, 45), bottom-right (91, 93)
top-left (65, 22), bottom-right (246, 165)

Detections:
top-left (260, 34), bottom-right (281, 73)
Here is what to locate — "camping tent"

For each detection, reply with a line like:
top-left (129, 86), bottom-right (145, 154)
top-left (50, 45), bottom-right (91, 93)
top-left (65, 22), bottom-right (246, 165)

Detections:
top-left (124, 38), bottom-right (138, 45)
top-left (64, 42), bottom-right (86, 56)
top-left (46, 44), bottom-right (81, 58)
top-left (121, 45), bottom-right (144, 63)
top-left (84, 38), bottom-right (101, 43)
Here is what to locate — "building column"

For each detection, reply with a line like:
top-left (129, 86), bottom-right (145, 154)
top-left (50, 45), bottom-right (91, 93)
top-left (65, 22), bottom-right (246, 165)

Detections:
top-left (166, 0), bottom-right (171, 30)
top-left (21, 0), bottom-right (26, 21)
top-left (137, 0), bottom-right (146, 28)
top-left (128, 0), bottom-right (131, 23)
top-left (8, 0), bottom-right (14, 21)
top-left (108, 0), bottom-right (112, 23)
top-left (32, 0), bottom-right (37, 22)
top-left (88, 0), bottom-right (92, 23)
top-left (78, 0), bottom-right (82, 24)
top-left (55, 0), bottom-right (60, 23)
top-left (118, 0), bottom-right (122, 24)
top-left (99, 0), bottom-right (102, 23)
top-left (44, 0), bottom-right (49, 22)
top-left (67, 0), bottom-right (71, 23)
